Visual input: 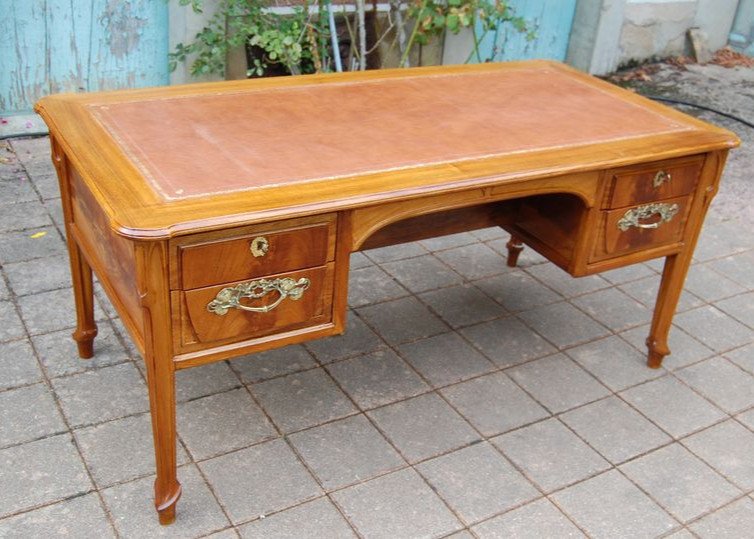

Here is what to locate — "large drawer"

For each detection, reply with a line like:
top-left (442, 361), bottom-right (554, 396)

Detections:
top-left (604, 156), bottom-right (703, 209)
top-left (175, 264), bottom-right (334, 346)
top-left (591, 195), bottom-right (691, 261)
top-left (174, 216), bottom-right (336, 289)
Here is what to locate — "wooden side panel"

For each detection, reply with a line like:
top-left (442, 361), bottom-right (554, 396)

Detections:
top-left (70, 169), bottom-right (143, 344)
top-left (504, 193), bottom-right (587, 271)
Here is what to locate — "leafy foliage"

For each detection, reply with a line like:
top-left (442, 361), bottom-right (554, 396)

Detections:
top-left (170, 0), bottom-right (325, 77)
top-left (400, 0), bottom-right (533, 65)
top-left (169, 0), bottom-right (533, 77)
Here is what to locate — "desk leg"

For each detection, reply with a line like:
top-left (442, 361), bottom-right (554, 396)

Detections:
top-left (137, 242), bottom-right (181, 524)
top-left (144, 353), bottom-right (181, 524)
top-left (506, 234), bottom-right (524, 267)
top-left (51, 136), bottom-right (97, 359)
top-left (646, 150), bottom-right (729, 368)
top-left (646, 250), bottom-right (694, 368)
top-left (69, 240), bottom-right (98, 358)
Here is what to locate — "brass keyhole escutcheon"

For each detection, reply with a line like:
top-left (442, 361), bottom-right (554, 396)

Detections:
top-left (250, 236), bottom-right (269, 257)
top-left (653, 170), bottom-right (671, 188)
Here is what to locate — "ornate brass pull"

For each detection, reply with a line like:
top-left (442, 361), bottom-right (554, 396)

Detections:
top-left (207, 277), bottom-right (310, 315)
top-left (653, 170), bottom-right (671, 188)
top-left (250, 236), bottom-right (269, 257)
top-left (617, 202), bottom-right (679, 232)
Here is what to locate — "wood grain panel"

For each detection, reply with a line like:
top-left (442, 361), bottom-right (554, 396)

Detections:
top-left (360, 202), bottom-right (517, 250)
top-left (70, 169), bottom-right (143, 345)
top-left (605, 156), bottom-right (703, 209)
top-left (592, 195), bottom-right (691, 261)
top-left (177, 264), bottom-right (333, 347)
top-left (180, 222), bottom-right (332, 290)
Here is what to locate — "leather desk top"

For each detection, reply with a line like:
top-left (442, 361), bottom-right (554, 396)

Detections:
top-left (35, 61), bottom-right (738, 238)
top-left (92, 67), bottom-right (685, 200)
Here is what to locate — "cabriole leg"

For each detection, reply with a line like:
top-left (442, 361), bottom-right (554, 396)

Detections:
top-left (646, 252), bottom-right (693, 368)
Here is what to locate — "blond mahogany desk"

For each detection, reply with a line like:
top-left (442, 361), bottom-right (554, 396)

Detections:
top-left (36, 61), bottom-right (738, 524)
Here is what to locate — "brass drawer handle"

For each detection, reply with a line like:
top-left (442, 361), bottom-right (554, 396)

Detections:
top-left (207, 277), bottom-right (310, 315)
top-left (653, 170), bottom-right (671, 188)
top-left (250, 236), bottom-right (269, 257)
top-left (617, 202), bottom-right (679, 232)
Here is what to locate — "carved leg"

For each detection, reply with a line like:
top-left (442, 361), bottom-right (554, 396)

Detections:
top-left (68, 242), bottom-right (98, 358)
top-left (51, 136), bottom-right (98, 359)
top-left (646, 252), bottom-right (693, 368)
top-left (137, 242), bottom-right (181, 524)
top-left (506, 234), bottom-right (524, 267)
top-left (144, 356), bottom-right (181, 524)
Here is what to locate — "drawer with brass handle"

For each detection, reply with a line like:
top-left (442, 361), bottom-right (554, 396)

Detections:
top-left (174, 264), bottom-right (334, 347)
top-left (592, 195), bottom-right (691, 261)
top-left (174, 215), bottom-right (336, 290)
top-left (604, 156), bottom-right (703, 209)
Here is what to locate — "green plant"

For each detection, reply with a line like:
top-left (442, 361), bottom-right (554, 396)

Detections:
top-left (170, 0), bottom-right (328, 77)
top-left (401, 0), bottom-right (533, 66)
top-left (169, 0), bottom-right (533, 77)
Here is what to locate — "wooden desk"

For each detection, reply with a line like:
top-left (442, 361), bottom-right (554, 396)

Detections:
top-left (35, 61), bottom-right (738, 524)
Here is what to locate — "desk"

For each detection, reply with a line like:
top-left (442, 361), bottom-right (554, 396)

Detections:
top-left (35, 61), bottom-right (738, 524)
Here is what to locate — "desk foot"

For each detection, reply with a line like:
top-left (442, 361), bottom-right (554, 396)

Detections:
top-left (506, 235), bottom-right (524, 267)
top-left (647, 350), bottom-right (665, 369)
top-left (156, 482), bottom-right (182, 525)
top-left (646, 338), bottom-right (669, 369)
top-left (72, 327), bottom-right (98, 359)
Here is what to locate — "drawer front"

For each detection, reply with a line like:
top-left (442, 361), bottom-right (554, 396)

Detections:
top-left (592, 195), bottom-right (691, 261)
top-left (178, 265), bottom-right (334, 345)
top-left (180, 221), bottom-right (334, 289)
top-left (605, 157), bottom-right (703, 209)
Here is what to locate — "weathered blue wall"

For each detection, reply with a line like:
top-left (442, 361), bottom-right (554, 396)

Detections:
top-left (0, 0), bottom-right (169, 115)
top-left (478, 0), bottom-right (578, 62)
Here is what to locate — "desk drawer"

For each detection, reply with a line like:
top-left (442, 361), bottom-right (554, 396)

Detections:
top-left (592, 195), bottom-right (691, 261)
top-left (177, 217), bottom-right (336, 289)
top-left (605, 157), bottom-right (703, 209)
top-left (177, 264), bottom-right (334, 345)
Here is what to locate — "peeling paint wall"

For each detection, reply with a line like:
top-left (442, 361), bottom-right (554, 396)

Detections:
top-left (0, 0), bottom-right (168, 115)
top-left (443, 0), bottom-right (578, 65)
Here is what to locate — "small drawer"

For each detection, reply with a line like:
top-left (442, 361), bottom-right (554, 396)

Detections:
top-left (177, 264), bottom-right (334, 346)
top-left (178, 219), bottom-right (335, 289)
top-left (605, 157), bottom-right (703, 209)
top-left (592, 195), bottom-right (691, 261)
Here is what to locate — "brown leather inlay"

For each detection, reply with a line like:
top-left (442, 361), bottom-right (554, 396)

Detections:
top-left (91, 68), bottom-right (688, 200)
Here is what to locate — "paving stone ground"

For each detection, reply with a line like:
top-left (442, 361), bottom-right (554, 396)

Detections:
top-left (1, 64), bottom-right (753, 538)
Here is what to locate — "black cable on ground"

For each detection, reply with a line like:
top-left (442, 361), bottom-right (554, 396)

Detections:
top-left (0, 131), bottom-right (49, 141)
top-left (644, 95), bottom-right (754, 130)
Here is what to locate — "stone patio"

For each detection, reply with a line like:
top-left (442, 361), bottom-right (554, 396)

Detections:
top-left (1, 64), bottom-right (753, 538)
